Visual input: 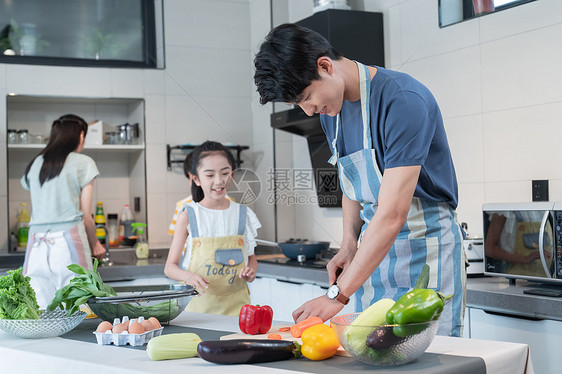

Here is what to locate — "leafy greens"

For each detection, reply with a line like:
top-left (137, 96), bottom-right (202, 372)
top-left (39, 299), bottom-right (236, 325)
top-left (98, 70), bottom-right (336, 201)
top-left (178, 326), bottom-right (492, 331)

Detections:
top-left (0, 267), bottom-right (41, 320)
top-left (47, 258), bottom-right (117, 315)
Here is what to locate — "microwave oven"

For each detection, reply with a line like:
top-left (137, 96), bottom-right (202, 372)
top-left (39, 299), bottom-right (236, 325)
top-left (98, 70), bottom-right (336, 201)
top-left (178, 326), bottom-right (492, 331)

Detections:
top-left (483, 202), bottom-right (562, 284)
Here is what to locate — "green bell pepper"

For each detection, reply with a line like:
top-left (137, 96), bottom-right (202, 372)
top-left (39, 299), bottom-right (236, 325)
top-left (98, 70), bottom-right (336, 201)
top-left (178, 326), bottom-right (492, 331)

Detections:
top-left (386, 289), bottom-right (449, 325)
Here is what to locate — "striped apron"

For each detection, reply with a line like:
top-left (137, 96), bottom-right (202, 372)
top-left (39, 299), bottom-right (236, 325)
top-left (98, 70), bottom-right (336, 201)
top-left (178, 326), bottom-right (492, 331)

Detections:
top-left (329, 62), bottom-right (466, 337)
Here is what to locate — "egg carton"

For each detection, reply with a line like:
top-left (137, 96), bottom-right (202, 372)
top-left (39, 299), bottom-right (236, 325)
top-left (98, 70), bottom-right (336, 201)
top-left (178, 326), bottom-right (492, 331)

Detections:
top-left (93, 316), bottom-right (164, 347)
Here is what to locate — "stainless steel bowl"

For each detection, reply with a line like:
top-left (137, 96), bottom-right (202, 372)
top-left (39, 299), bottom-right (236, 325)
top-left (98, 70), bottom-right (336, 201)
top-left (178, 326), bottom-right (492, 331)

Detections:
top-left (87, 284), bottom-right (197, 324)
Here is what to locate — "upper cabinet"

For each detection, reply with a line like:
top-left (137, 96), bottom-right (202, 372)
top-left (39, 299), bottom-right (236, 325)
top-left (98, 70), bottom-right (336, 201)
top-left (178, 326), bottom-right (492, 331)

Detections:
top-left (296, 9), bottom-right (384, 67)
top-left (3, 95), bottom-right (147, 253)
top-left (0, 0), bottom-right (163, 68)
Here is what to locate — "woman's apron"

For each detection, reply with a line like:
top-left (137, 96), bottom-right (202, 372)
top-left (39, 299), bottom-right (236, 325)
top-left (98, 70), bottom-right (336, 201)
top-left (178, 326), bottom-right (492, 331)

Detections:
top-left (23, 223), bottom-right (91, 309)
top-left (182, 204), bottom-right (250, 316)
top-left (328, 62), bottom-right (466, 337)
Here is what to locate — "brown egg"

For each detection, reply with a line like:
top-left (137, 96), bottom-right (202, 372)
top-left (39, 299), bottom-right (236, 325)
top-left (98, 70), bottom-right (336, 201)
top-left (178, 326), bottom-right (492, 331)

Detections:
top-left (148, 317), bottom-right (161, 329)
top-left (128, 321), bottom-right (145, 334)
top-left (141, 320), bottom-right (154, 331)
top-left (112, 323), bottom-right (127, 334)
top-left (96, 321), bottom-right (113, 333)
top-left (123, 320), bottom-right (130, 329)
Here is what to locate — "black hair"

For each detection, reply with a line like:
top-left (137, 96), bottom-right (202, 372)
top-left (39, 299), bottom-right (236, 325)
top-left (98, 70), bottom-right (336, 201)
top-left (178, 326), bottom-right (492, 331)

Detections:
top-left (183, 151), bottom-right (194, 180)
top-left (254, 23), bottom-right (342, 105)
top-left (24, 114), bottom-right (88, 186)
top-left (190, 141), bottom-right (236, 203)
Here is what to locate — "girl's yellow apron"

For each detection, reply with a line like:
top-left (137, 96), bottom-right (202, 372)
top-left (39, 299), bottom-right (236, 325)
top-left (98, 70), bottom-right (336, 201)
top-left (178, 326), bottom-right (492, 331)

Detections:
top-left (508, 214), bottom-right (553, 276)
top-left (181, 204), bottom-right (250, 316)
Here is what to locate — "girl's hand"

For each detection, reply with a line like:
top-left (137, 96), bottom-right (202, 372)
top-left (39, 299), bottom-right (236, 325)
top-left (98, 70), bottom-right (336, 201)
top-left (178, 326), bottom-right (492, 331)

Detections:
top-left (239, 266), bottom-right (256, 282)
top-left (184, 272), bottom-right (210, 295)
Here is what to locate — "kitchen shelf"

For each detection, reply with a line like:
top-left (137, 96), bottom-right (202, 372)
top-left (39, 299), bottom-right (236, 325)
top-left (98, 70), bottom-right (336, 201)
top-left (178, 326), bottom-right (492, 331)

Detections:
top-left (3, 94), bottom-right (147, 254)
top-left (8, 144), bottom-right (145, 151)
top-left (166, 144), bottom-right (249, 170)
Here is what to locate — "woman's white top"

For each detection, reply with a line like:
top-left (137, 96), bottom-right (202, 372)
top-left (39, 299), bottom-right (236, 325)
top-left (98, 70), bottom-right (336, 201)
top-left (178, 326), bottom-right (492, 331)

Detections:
top-left (179, 201), bottom-right (261, 269)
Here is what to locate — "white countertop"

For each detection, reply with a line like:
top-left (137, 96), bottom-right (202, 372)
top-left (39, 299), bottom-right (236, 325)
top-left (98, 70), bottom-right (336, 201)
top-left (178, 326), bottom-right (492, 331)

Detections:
top-left (0, 312), bottom-right (534, 374)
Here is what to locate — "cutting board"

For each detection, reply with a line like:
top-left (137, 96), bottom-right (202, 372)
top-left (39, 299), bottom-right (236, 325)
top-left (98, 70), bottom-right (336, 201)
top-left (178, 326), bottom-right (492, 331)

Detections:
top-left (220, 325), bottom-right (350, 357)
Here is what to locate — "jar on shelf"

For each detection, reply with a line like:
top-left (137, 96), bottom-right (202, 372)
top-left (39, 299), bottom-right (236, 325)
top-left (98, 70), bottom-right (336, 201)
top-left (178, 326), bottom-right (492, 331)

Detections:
top-left (7, 129), bottom-right (18, 144)
top-left (33, 134), bottom-right (46, 144)
top-left (18, 129), bottom-right (29, 144)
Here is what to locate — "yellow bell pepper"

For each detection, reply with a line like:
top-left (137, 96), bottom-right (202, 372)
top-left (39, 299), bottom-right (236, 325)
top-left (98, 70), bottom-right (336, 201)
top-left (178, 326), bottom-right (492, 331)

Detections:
top-left (300, 323), bottom-right (340, 361)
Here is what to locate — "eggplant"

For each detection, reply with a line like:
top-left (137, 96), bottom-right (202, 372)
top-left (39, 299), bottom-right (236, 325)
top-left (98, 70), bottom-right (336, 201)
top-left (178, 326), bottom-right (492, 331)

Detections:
top-left (197, 339), bottom-right (301, 365)
top-left (365, 327), bottom-right (405, 350)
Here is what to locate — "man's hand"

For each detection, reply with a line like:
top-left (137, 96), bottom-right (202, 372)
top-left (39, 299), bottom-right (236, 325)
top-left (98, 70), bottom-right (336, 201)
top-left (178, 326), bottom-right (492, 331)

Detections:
top-left (327, 244), bottom-right (356, 285)
top-left (292, 295), bottom-right (344, 323)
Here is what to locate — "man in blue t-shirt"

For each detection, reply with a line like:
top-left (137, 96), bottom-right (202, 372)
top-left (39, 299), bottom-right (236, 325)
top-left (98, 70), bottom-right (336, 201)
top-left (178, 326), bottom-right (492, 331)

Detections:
top-left (254, 24), bottom-right (466, 337)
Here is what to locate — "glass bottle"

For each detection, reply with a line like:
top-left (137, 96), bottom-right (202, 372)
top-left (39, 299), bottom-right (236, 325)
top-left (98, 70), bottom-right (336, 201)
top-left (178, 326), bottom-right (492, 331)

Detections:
top-left (17, 203), bottom-right (30, 248)
top-left (119, 204), bottom-right (136, 246)
top-left (95, 202), bottom-right (106, 244)
top-left (107, 213), bottom-right (119, 247)
top-left (132, 222), bottom-right (148, 259)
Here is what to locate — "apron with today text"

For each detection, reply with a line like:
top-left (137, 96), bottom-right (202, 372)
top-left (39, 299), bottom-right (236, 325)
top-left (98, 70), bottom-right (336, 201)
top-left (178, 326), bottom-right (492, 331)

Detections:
top-left (182, 205), bottom-right (250, 316)
top-left (328, 62), bottom-right (466, 337)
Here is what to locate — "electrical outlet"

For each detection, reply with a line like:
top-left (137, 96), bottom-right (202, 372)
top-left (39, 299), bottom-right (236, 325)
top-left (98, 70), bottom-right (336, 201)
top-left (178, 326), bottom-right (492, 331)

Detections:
top-left (532, 180), bottom-right (549, 202)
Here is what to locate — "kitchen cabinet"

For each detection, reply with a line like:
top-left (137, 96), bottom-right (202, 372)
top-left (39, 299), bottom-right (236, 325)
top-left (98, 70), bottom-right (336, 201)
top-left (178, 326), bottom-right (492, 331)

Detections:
top-left (3, 95), bottom-right (147, 253)
top-left (466, 307), bottom-right (562, 374)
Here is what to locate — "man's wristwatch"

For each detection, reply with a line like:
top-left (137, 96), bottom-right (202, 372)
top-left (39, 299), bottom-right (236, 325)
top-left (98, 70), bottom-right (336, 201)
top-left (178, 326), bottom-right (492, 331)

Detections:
top-left (326, 283), bottom-right (350, 305)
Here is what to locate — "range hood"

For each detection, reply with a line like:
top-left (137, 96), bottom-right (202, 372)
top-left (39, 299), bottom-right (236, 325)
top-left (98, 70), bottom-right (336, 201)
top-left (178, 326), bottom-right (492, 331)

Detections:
top-left (271, 107), bottom-right (342, 208)
top-left (270, 107), bottom-right (322, 137)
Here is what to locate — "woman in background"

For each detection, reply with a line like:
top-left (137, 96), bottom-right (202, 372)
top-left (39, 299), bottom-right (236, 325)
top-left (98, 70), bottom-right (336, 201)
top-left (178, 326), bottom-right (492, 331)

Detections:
top-left (21, 114), bottom-right (105, 308)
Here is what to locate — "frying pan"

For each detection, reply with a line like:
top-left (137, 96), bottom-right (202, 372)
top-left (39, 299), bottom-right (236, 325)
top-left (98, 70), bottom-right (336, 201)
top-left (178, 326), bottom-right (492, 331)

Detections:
top-left (256, 239), bottom-right (330, 261)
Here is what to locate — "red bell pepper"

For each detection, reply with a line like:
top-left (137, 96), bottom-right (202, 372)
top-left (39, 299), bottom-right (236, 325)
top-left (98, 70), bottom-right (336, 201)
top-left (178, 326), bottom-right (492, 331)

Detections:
top-left (239, 304), bottom-right (273, 335)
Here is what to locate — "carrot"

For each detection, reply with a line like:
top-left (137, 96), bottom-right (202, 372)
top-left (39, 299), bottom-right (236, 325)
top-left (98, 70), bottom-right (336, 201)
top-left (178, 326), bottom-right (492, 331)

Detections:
top-left (279, 327), bottom-right (291, 332)
top-left (267, 333), bottom-right (282, 340)
top-left (290, 316), bottom-right (323, 338)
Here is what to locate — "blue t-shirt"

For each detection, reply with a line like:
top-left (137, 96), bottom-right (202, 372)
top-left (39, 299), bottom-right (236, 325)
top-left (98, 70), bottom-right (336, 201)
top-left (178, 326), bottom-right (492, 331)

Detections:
top-left (321, 66), bottom-right (458, 208)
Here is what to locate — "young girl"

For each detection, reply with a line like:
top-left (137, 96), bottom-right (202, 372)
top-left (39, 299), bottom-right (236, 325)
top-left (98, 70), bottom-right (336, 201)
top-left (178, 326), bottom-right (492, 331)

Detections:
top-left (164, 141), bottom-right (261, 316)
top-left (21, 114), bottom-right (106, 308)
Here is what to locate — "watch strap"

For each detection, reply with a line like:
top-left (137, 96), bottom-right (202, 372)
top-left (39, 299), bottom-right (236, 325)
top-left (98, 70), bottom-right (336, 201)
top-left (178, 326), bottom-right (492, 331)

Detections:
top-left (335, 292), bottom-right (350, 305)
top-left (328, 283), bottom-right (350, 305)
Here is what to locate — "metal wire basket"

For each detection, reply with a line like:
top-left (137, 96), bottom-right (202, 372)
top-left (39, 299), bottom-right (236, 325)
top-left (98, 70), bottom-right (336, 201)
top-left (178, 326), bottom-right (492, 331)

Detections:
top-left (0, 309), bottom-right (86, 339)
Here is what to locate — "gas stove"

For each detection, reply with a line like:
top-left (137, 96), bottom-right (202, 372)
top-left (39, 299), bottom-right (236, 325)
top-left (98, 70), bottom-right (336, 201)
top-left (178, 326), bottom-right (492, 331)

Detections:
top-left (255, 246), bottom-right (338, 269)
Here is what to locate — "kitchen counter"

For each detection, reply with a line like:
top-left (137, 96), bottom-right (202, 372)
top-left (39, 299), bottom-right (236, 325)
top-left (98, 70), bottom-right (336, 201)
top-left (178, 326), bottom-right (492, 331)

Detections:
top-left (4, 246), bottom-right (562, 322)
top-left (466, 276), bottom-right (562, 321)
top-left (0, 311), bottom-right (533, 374)
top-left (256, 258), bottom-right (562, 321)
top-left (0, 247), bottom-right (168, 280)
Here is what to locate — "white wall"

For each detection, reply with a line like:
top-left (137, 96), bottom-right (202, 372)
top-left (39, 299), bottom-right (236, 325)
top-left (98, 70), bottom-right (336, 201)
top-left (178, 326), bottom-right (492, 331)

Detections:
top-left (265, 0), bottom-right (562, 245)
top-left (372, 0), bottom-right (562, 237)
top-left (0, 0), bottom-right (262, 251)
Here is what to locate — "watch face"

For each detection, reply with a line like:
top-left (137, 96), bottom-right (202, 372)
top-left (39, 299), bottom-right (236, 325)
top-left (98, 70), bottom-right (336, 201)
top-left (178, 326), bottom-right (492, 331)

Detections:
top-left (327, 284), bottom-right (339, 299)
